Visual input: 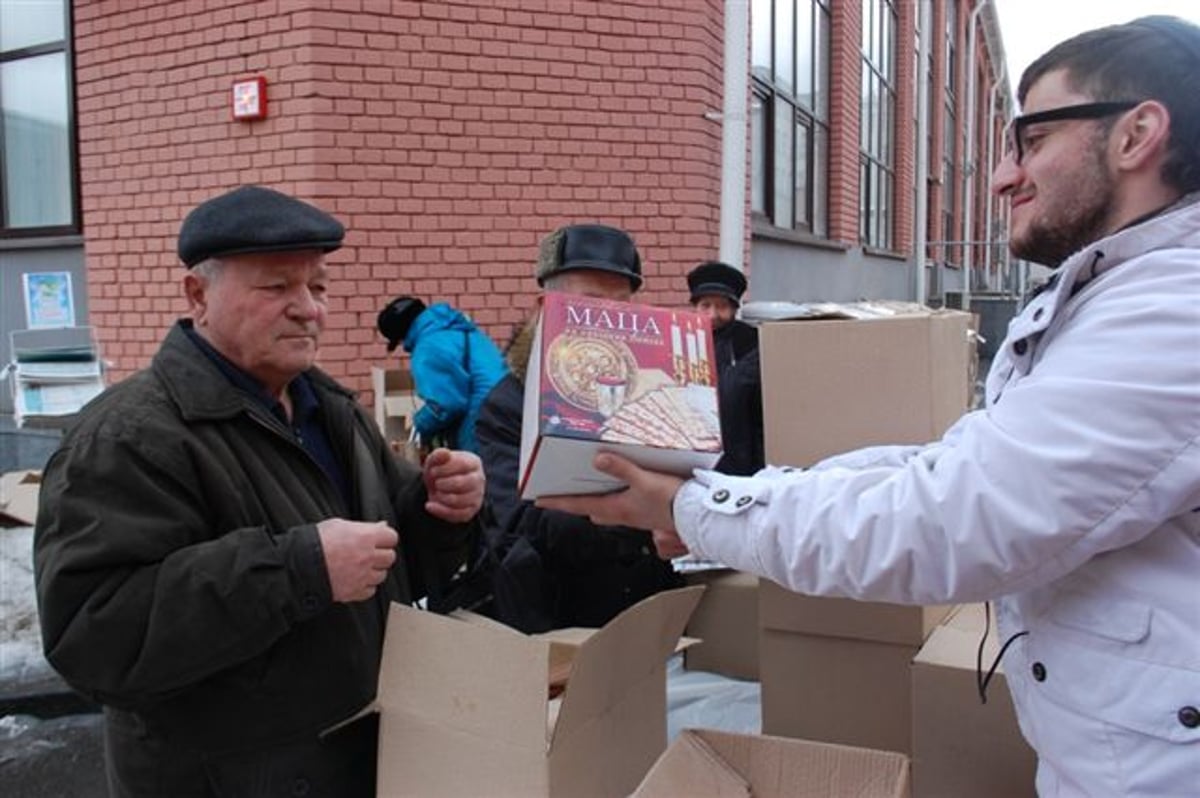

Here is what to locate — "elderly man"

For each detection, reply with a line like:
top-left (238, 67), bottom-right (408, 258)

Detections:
top-left (541, 16), bottom-right (1200, 795)
top-left (474, 223), bottom-right (682, 633)
top-left (34, 185), bottom-right (485, 797)
top-left (686, 261), bottom-right (764, 475)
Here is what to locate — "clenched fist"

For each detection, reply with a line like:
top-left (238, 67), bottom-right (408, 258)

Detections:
top-left (422, 448), bottom-right (485, 523)
top-left (317, 519), bottom-right (398, 603)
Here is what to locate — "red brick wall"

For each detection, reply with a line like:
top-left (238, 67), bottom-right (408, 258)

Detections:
top-left (73, 0), bottom-right (726, 398)
top-left (826, 0), bottom-right (861, 244)
top-left (893, 0), bottom-right (917, 254)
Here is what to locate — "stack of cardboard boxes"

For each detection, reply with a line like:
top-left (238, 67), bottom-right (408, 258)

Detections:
top-left (673, 307), bottom-right (1035, 796)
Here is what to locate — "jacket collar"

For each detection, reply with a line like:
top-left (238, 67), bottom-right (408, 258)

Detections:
top-left (152, 320), bottom-right (355, 422)
top-left (1060, 191), bottom-right (1200, 295)
top-left (1011, 192), bottom-right (1200, 343)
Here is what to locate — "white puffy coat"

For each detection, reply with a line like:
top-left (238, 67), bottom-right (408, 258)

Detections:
top-left (673, 195), bottom-right (1200, 796)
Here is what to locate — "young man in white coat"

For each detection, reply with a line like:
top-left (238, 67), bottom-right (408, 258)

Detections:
top-left (539, 16), bottom-right (1200, 796)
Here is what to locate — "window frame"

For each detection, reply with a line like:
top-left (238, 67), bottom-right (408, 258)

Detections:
top-left (858, 0), bottom-right (897, 251)
top-left (0, 0), bottom-right (80, 239)
top-left (750, 0), bottom-right (830, 238)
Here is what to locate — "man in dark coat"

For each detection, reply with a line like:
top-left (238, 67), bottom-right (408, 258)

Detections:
top-left (474, 224), bottom-right (682, 633)
top-left (687, 260), bottom-right (765, 476)
top-left (33, 185), bottom-right (485, 797)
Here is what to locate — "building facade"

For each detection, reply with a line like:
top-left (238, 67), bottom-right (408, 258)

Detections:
top-left (1, 0), bottom-right (1010, 411)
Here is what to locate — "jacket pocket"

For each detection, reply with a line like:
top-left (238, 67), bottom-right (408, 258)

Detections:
top-left (1032, 597), bottom-right (1197, 743)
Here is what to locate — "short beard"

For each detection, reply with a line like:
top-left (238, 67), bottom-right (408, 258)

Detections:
top-left (1011, 130), bottom-right (1116, 268)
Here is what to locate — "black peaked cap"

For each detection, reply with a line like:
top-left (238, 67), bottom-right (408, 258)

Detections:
top-left (687, 261), bottom-right (747, 305)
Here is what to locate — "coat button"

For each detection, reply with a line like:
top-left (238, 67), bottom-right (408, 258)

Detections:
top-left (1031, 662), bottom-right (1047, 682)
top-left (291, 778), bottom-right (310, 796)
top-left (1013, 339), bottom-right (1028, 356)
top-left (712, 489), bottom-right (730, 503)
top-left (1179, 706), bottom-right (1200, 729)
top-left (301, 594), bottom-right (320, 612)
top-left (735, 495), bottom-right (753, 508)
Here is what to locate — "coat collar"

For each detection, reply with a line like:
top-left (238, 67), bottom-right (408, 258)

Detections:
top-left (152, 320), bottom-right (355, 422)
top-left (1011, 192), bottom-right (1200, 342)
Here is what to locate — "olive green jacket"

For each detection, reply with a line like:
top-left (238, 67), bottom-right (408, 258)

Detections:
top-left (34, 321), bottom-right (475, 791)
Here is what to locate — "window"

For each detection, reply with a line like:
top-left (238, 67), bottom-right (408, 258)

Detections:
top-left (859, 0), bottom-right (896, 250)
top-left (750, 0), bottom-right (830, 237)
top-left (1, 0), bottom-right (77, 236)
top-left (941, 0), bottom-right (958, 265)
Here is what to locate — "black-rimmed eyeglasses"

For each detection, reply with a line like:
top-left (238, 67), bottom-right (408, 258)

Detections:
top-left (1004, 101), bottom-right (1141, 164)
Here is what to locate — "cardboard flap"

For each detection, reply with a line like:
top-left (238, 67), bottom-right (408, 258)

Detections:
top-left (913, 603), bottom-right (1001, 670)
top-left (638, 729), bottom-right (910, 798)
top-left (378, 602), bottom-right (550, 749)
top-left (552, 586), bottom-right (703, 743)
top-left (632, 730), bottom-right (751, 797)
top-left (0, 470), bottom-right (41, 526)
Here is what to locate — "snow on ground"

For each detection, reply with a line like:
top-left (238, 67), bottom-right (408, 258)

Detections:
top-left (0, 526), bottom-right (54, 687)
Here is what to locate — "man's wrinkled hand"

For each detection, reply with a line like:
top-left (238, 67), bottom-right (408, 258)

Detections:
top-left (536, 453), bottom-right (684, 533)
top-left (317, 519), bottom-right (398, 603)
top-left (422, 448), bottom-right (485, 523)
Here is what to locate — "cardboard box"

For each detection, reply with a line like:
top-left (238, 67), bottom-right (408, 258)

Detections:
top-left (375, 585), bottom-right (703, 797)
top-left (0, 469), bottom-right (41, 527)
top-left (633, 728), bottom-right (909, 798)
top-left (371, 367), bottom-right (420, 444)
top-left (759, 309), bottom-right (971, 468)
top-left (519, 292), bottom-right (721, 498)
top-left (682, 569), bottom-right (760, 681)
top-left (759, 580), bottom-right (952, 754)
top-left (911, 604), bottom-right (1037, 797)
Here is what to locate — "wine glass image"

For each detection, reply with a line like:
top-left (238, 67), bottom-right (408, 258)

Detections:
top-left (595, 373), bottom-right (629, 418)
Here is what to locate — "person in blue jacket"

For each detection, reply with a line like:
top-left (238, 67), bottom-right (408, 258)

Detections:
top-left (377, 297), bottom-right (508, 453)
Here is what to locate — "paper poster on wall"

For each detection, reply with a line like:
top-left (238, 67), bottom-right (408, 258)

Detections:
top-left (22, 271), bottom-right (75, 329)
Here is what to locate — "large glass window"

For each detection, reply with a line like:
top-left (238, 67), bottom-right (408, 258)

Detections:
top-left (942, 0), bottom-right (959, 265)
top-left (859, 0), bottom-right (896, 250)
top-left (1, 0), bottom-right (76, 235)
top-left (750, 0), bottom-right (829, 237)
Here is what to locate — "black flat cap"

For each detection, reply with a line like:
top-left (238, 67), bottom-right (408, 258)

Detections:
top-left (377, 296), bottom-right (427, 353)
top-left (177, 185), bottom-right (345, 268)
top-left (535, 223), bottom-right (643, 291)
top-left (687, 261), bottom-right (747, 306)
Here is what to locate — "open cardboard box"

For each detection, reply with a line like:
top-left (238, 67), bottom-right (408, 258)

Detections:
top-left (633, 728), bottom-right (909, 797)
top-left (374, 585), bottom-right (704, 797)
top-left (0, 469), bottom-right (41, 526)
